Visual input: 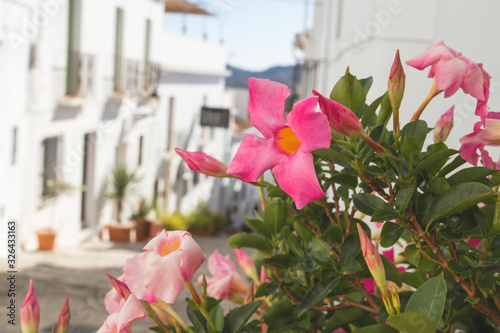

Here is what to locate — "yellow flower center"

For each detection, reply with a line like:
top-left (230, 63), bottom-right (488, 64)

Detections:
top-left (159, 238), bottom-right (181, 257)
top-left (277, 127), bottom-right (301, 154)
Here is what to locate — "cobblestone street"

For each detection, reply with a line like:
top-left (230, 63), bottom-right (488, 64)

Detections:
top-left (0, 234), bottom-right (240, 333)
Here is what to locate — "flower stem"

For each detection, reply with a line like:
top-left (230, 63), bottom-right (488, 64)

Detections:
top-left (392, 106), bottom-right (400, 151)
top-left (494, 192), bottom-right (500, 226)
top-left (156, 300), bottom-right (194, 333)
top-left (185, 281), bottom-right (201, 306)
top-left (257, 175), bottom-right (267, 210)
top-left (141, 301), bottom-right (172, 332)
top-left (411, 79), bottom-right (442, 121)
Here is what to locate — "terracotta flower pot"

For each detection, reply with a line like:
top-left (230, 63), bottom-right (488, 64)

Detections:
top-left (148, 221), bottom-right (163, 238)
top-left (36, 229), bottom-right (57, 251)
top-left (135, 218), bottom-right (151, 242)
top-left (108, 225), bottom-right (133, 243)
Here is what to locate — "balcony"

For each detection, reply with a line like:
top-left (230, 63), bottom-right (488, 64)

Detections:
top-left (66, 51), bottom-right (95, 98)
top-left (114, 59), bottom-right (160, 97)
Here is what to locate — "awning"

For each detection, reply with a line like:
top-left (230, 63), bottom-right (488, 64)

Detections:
top-left (165, 0), bottom-right (213, 16)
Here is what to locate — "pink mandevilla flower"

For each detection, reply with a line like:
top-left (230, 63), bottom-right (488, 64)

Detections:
top-left (104, 274), bottom-right (128, 314)
top-left (459, 112), bottom-right (500, 169)
top-left (226, 78), bottom-right (331, 209)
top-left (175, 148), bottom-right (229, 178)
top-left (57, 295), bottom-right (71, 333)
top-left (406, 41), bottom-right (491, 121)
top-left (123, 230), bottom-right (206, 304)
top-left (97, 294), bottom-right (148, 333)
top-left (201, 250), bottom-right (248, 301)
top-left (433, 106), bottom-right (454, 143)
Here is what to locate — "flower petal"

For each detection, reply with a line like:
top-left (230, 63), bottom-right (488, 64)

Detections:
top-left (117, 294), bottom-right (148, 331)
top-left (206, 274), bottom-right (232, 299)
top-left (286, 96), bottom-right (331, 153)
top-left (123, 252), bottom-right (158, 302)
top-left (462, 62), bottom-right (486, 101)
top-left (248, 78), bottom-right (289, 138)
top-left (144, 252), bottom-right (185, 303)
top-left (179, 233), bottom-right (206, 281)
top-left (406, 41), bottom-right (452, 70)
top-left (208, 250), bottom-right (235, 276)
top-left (227, 134), bottom-right (287, 182)
top-left (434, 54), bottom-right (468, 97)
top-left (272, 150), bottom-right (325, 209)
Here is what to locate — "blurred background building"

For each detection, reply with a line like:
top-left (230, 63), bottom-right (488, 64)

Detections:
top-left (0, 0), bottom-right (265, 250)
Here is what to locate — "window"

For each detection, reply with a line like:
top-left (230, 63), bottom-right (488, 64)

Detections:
top-left (167, 97), bottom-right (174, 151)
top-left (114, 8), bottom-right (124, 92)
top-left (144, 19), bottom-right (152, 90)
top-left (66, 0), bottom-right (82, 95)
top-left (42, 137), bottom-right (60, 198)
top-left (11, 127), bottom-right (17, 165)
top-left (138, 135), bottom-right (144, 166)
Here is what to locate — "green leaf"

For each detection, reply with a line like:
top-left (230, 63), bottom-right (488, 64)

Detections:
top-left (330, 68), bottom-right (366, 115)
top-left (361, 94), bottom-right (384, 127)
top-left (400, 272), bottom-right (425, 288)
top-left (340, 233), bottom-right (362, 274)
top-left (227, 233), bottom-right (272, 255)
top-left (396, 186), bottom-right (415, 216)
top-left (447, 167), bottom-right (497, 186)
top-left (437, 155), bottom-right (466, 177)
top-left (281, 227), bottom-right (304, 256)
top-left (401, 134), bottom-right (423, 166)
top-left (353, 193), bottom-right (393, 216)
top-left (425, 183), bottom-right (494, 225)
top-left (413, 149), bottom-right (457, 177)
top-left (263, 254), bottom-right (292, 269)
top-left (359, 76), bottom-right (373, 95)
top-left (380, 222), bottom-right (405, 248)
top-left (371, 209), bottom-right (399, 222)
top-left (222, 301), bottom-right (263, 333)
top-left (402, 120), bottom-right (428, 142)
top-left (245, 218), bottom-right (272, 239)
top-left (324, 307), bottom-right (367, 331)
top-left (330, 173), bottom-right (358, 190)
top-left (264, 200), bottom-right (287, 236)
top-left (210, 306), bottom-right (224, 331)
top-left (387, 312), bottom-right (436, 333)
top-left (293, 221), bottom-right (313, 243)
top-left (376, 92), bottom-right (392, 127)
top-left (405, 273), bottom-right (446, 326)
top-left (267, 187), bottom-right (289, 199)
top-left (298, 277), bottom-right (340, 315)
top-left (313, 148), bottom-right (352, 163)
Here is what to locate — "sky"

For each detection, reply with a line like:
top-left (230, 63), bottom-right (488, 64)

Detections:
top-left (163, 0), bottom-right (314, 71)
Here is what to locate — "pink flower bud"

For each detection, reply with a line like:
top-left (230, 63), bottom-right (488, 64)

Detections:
top-left (434, 106), bottom-right (454, 143)
top-left (175, 148), bottom-right (228, 178)
top-left (235, 249), bottom-right (259, 283)
top-left (57, 295), bottom-right (70, 333)
top-left (388, 49), bottom-right (406, 110)
top-left (260, 266), bottom-right (270, 285)
top-left (21, 280), bottom-right (40, 333)
top-left (357, 224), bottom-right (388, 298)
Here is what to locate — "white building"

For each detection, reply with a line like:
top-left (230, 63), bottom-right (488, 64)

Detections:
top-left (0, 0), bottom-right (239, 250)
top-left (299, 0), bottom-right (500, 150)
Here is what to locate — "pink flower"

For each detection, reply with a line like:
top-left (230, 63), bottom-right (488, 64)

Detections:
top-left (123, 230), bottom-right (206, 304)
top-left (459, 112), bottom-right (500, 168)
top-left (235, 249), bottom-right (259, 283)
top-left (260, 266), bottom-right (271, 285)
top-left (434, 106), bottom-right (454, 143)
top-left (201, 250), bottom-right (248, 302)
top-left (175, 148), bottom-right (228, 178)
top-left (57, 296), bottom-right (71, 333)
top-left (21, 280), bottom-right (40, 333)
top-left (313, 91), bottom-right (385, 153)
top-left (406, 41), bottom-right (490, 101)
top-left (226, 78), bottom-right (331, 209)
top-left (388, 49), bottom-right (406, 110)
top-left (97, 294), bottom-right (148, 333)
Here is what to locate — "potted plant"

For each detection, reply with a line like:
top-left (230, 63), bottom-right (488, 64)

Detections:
top-left (37, 177), bottom-right (76, 251)
top-left (132, 197), bottom-right (153, 242)
top-left (104, 165), bottom-right (140, 242)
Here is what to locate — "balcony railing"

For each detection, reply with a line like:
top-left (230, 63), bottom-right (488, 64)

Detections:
top-left (114, 59), bottom-right (160, 96)
top-left (67, 51), bottom-right (95, 97)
